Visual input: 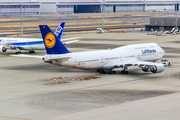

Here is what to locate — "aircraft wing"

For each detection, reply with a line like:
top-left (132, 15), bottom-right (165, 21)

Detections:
top-left (104, 59), bottom-right (164, 68)
top-left (11, 54), bottom-right (44, 59)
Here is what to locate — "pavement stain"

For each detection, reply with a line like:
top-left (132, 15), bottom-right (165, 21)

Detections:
top-left (41, 76), bottom-right (100, 85)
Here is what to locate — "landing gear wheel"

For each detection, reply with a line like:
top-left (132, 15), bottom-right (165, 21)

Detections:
top-left (15, 51), bottom-right (22, 54)
top-left (99, 69), bottom-right (106, 74)
top-left (29, 50), bottom-right (35, 53)
top-left (98, 69), bottom-right (116, 74)
top-left (121, 67), bottom-right (129, 74)
top-left (108, 71), bottom-right (112, 74)
top-left (97, 69), bottom-right (100, 73)
top-left (121, 71), bottom-right (128, 74)
top-left (107, 70), bottom-right (116, 74)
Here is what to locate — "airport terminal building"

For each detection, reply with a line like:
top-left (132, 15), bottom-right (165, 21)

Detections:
top-left (0, 0), bottom-right (179, 14)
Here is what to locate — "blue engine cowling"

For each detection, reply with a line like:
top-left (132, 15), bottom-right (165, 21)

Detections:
top-left (150, 65), bottom-right (164, 73)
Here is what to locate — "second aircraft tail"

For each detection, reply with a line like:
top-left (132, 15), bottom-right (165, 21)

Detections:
top-left (54, 22), bottom-right (65, 40)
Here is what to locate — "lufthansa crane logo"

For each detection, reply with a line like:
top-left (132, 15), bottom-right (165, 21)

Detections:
top-left (45, 32), bottom-right (56, 48)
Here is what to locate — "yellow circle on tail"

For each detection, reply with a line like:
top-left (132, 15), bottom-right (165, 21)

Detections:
top-left (45, 32), bottom-right (56, 48)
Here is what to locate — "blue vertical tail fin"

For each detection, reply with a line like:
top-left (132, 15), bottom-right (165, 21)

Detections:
top-left (39, 24), bottom-right (71, 54)
top-left (54, 22), bottom-right (65, 40)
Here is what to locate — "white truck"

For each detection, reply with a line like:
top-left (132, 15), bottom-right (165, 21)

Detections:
top-left (160, 58), bottom-right (173, 66)
top-left (97, 28), bottom-right (104, 34)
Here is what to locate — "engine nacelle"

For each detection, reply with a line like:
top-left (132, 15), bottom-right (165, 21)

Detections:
top-left (142, 66), bottom-right (150, 72)
top-left (150, 65), bottom-right (164, 73)
top-left (0, 45), bottom-right (7, 52)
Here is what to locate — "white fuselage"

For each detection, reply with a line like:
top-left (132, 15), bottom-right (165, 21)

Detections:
top-left (0, 38), bottom-right (45, 50)
top-left (44, 43), bottom-right (165, 70)
top-left (0, 37), bottom-right (79, 51)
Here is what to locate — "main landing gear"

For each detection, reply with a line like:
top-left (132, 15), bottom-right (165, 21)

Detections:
top-left (15, 48), bottom-right (21, 54)
top-left (97, 67), bottom-right (129, 74)
top-left (121, 67), bottom-right (129, 74)
top-left (15, 50), bottom-right (36, 54)
top-left (29, 50), bottom-right (35, 53)
top-left (97, 69), bottom-right (116, 74)
top-left (15, 51), bottom-right (22, 54)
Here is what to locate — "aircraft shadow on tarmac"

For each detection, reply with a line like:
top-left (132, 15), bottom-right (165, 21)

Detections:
top-left (2, 63), bottom-right (166, 78)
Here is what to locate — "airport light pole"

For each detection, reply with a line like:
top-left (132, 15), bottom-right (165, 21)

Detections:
top-left (102, 0), bottom-right (105, 30)
top-left (21, 3), bottom-right (23, 38)
top-left (176, 3), bottom-right (178, 28)
top-left (176, 10), bottom-right (177, 28)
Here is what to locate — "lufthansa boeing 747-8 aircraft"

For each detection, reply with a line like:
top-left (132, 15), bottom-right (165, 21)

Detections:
top-left (0, 22), bottom-right (79, 54)
top-left (12, 24), bottom-right (165, 74)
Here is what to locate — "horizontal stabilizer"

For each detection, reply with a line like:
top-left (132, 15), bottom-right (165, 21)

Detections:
top-left (61, 37), bottom-right (81, 41)
top-left (63, 40), bottom-right (79, 45)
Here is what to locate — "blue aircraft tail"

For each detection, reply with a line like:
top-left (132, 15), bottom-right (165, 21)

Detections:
top-left (39, 24), bottom-right (71, 54)
top-left (54, 22), bottom-right (65, 40)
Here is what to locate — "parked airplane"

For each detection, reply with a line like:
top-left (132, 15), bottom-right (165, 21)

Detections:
top-left (0, 22), bottom-right (79, 54)
top-left (12, 25), bottom-right (165, 74)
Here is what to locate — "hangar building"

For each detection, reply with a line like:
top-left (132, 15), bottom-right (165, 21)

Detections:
top-left (145, 16), bottom-right (180, 31)
top-left (0, 0), bottom-right (179, 14)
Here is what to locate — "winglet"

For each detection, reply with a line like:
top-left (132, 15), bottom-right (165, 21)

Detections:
top-left (39, 25), bottom-right (71, 54)
top-left (54, 22), bottom-right (65, 40)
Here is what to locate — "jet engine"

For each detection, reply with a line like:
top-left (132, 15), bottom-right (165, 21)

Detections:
top-left (0, 45), bottom-right (7, 52)
top-left (150, 65), bottom-right (164, 73)
top-left (142, 66), bottom-right (150, 72)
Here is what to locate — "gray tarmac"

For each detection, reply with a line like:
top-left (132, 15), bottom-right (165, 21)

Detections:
top-left (1, 32), bottom-right (180, 120)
